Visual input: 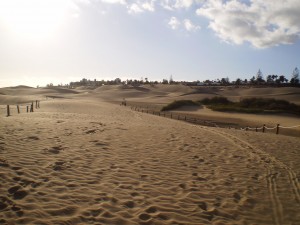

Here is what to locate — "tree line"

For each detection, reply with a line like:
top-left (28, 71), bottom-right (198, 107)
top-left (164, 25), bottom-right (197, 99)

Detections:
top-left (46, 67), bottom-right (299, 88)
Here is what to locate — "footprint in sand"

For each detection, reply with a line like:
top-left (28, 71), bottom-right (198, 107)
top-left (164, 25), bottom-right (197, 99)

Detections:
top-left (179, 183), bottom-right (186, 189)
top-left (0, 202), bottom-right (8, 211)
top-left (8, 186), bottom-right (28, 200)
top-left (27, 136), bottom-right (40, 141)
top-left (198, 202), bottom-right (207, 211)
top-left (123, 200), bottom-right (135, 209)
top-left (0, 200), bottom-right (8, 211)
top-left (195, 176), bottom-right (207, 182)
top-left (130, 192), bottom-right (139, 197)
top-left (11, 205), bottom-right (24, 217)
top-left (8, 185), bottom-right (21, 194)
top-left (52, 161), bottom-right (66, 171)
top-left (156, 213), bottom-right (169, 221)
top-left (0, 196), bottom-right (14, 205)
top-left (11, 166), bottom-right (22, 171)
top-left (45, 145), bottom-right (65, 154)
top-left (139, 213), bottom-right (151, 221)
top-left (145, 206), bottom-right (157, 214)
top-left (85, 129), bottom-right (98, 134)
top-left (140, 175), bottom-right (148, 180)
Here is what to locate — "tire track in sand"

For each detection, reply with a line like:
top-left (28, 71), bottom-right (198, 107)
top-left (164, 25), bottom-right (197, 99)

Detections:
top-left (193, 125), bottom-right (300, 225)
top-left (198, 126), bottom-right (299, 204)
top-left (266, 168), bottom-right (283, 225)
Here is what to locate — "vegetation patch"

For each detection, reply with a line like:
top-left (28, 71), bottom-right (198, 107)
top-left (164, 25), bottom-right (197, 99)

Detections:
top-left (161, 100), bottom-right (201, 111)
top-left (199, 97), bottom-right (300, 115)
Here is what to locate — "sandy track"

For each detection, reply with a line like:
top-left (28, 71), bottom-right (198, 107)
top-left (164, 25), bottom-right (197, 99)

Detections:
top-left (0, 98), bottom-right (299, 224)
top-left (195, 126), bottom-right (300, 224)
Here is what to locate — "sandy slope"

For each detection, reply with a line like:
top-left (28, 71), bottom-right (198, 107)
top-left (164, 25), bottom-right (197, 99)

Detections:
top-left (88, 84), bottom-right (300, 137)
top-left (1, 94), bottom-right (300, 224)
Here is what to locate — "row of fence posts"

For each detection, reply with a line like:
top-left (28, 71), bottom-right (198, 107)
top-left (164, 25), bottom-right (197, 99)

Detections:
top-left (133, 106), bottom-right (178, 121)
top-left (6, 100), bottom-right (40, 117)
top-left (129, 105), bottom-right (284, 135)
top-left (246, 124), bottom-right (280, 135)
top-left (130, 105), bottom-right (219, 128)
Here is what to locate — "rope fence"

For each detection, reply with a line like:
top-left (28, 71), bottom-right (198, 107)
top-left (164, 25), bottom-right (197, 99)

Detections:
top-left (0, 100), bottom-right (41, 117)
top-left (125, 102), bottom-right (300, 136)
top-left (125, 103), bottom-right (224, 128)
top-left (241, 124), bottom-right (300, 135)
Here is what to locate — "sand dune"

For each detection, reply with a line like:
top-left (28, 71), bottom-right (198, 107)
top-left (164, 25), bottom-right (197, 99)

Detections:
top-left (0, 87), bottom-right (82, 105)
top-left (0, 85), bottom-right (300, 224)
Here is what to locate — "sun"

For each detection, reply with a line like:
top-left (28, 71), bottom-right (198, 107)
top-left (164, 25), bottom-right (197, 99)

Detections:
top-left (0, 0), bottom-right (73, 40)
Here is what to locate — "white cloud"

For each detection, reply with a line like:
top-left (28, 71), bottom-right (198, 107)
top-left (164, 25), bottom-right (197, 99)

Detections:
top-left (183, 19), bottom-right (200, 31)
top-left (142, 0), bottom-right (155, 12)
top-left (168, 17), bottom-right (200, 32)
top-left (174, 0), bottom-right (194, 8)
top-left (168, 16), bottom-right (181, 30)
top-left (162, 0), bottom-right (195, 10)
top-left (101, 0), bottom-right (127, 4)
top-left (128, 3), bottom-right (143, 13)
top-left (73, 0), bottom-right (91, 4)
top-left (128, 1), bottom-right (156, 14)
top-left (196, 0), bottom-right (300, 48)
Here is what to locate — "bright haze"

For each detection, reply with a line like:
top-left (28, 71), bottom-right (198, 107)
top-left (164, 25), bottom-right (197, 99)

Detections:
top-left (0, 0), bottom-right (299, 87)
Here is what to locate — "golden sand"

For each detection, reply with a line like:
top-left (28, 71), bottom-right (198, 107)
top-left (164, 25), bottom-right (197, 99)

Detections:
top-left (0, 85), bottom-right (299, 224)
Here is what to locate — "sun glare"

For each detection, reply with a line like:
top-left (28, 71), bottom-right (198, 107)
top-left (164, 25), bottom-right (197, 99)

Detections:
top-left (0, 0), bottom-right (73, 39)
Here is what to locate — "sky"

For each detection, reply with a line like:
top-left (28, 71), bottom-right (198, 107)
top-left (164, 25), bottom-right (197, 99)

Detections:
top-left (0, 0), bottom-right (299, 87)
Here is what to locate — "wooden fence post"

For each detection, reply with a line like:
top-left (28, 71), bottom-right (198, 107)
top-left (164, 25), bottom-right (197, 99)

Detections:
top-left (36, 100), bottom-right (38, 109)
top-left (27, 106), bottom-right (29, 113)
top-left (31, 102), bottom-right (34, 112)
top-left (256, 127), bottom-right (258, 132)
top-left (17, 105), bottom-right (20, 114)
top-left (7, 105), bottom-right (10, 117)
top-left (262, 124), bottom-right (265, 133)
top-left (276, 124), bottom-right (280, 135)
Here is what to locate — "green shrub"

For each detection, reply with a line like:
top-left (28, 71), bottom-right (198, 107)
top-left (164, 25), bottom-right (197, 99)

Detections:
top-left (200, 97), bottom-right (300, 115)
top-left (239, 98), bottom-right (299, 111)
top-left (161, 100), bottom-right (200, 111)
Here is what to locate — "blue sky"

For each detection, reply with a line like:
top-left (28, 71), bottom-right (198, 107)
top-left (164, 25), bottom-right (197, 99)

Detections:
top-left (0, 0), bottom-right (299, 87)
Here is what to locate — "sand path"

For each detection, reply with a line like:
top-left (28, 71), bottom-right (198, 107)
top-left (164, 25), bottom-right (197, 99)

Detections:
top-left (0, 98), bottom-right (299, 224)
